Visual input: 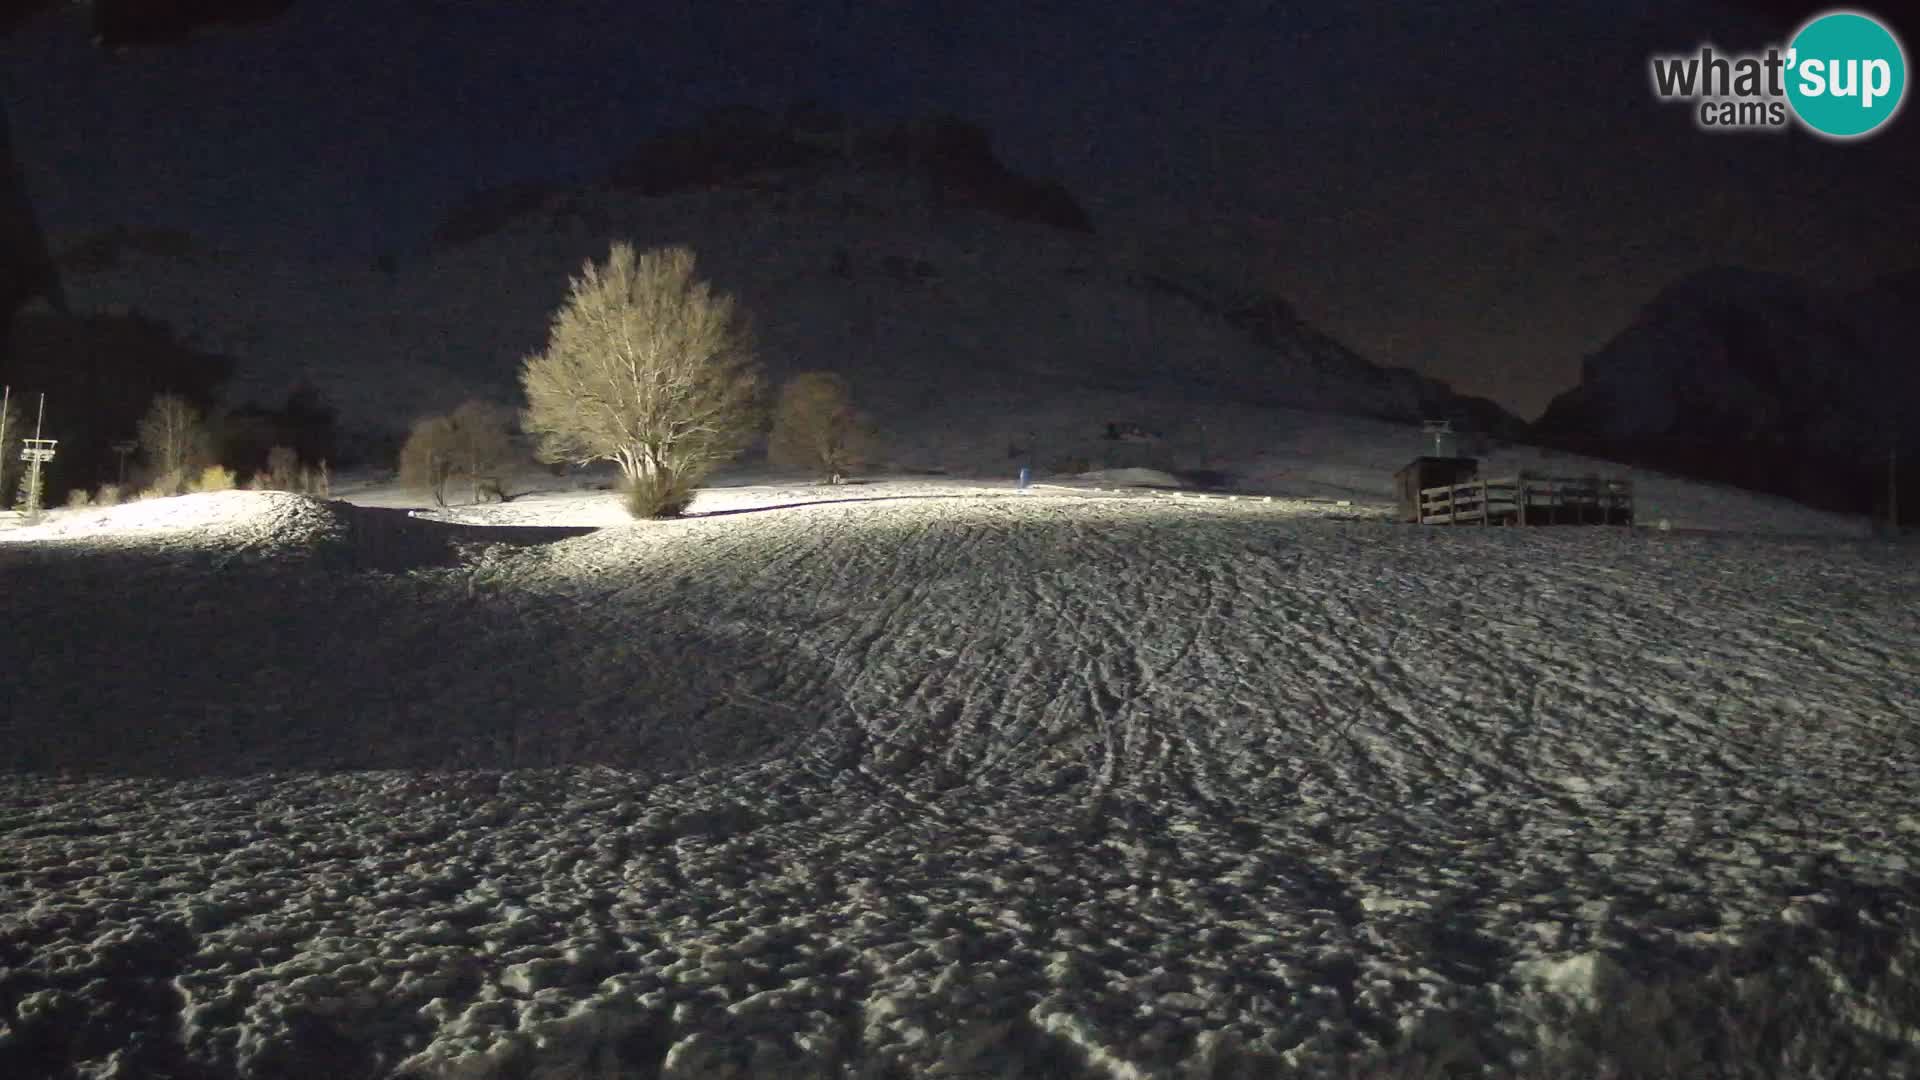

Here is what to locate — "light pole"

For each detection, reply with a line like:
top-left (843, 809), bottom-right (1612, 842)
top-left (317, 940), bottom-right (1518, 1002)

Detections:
top-left (1422, 419), bottom-right (1456, 458)
top-left (20, 393), bottom-right (57, 523)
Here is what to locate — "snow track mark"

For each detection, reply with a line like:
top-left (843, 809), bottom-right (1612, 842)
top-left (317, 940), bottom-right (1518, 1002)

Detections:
top-left (4, 495), bottom-right (1919, 1077)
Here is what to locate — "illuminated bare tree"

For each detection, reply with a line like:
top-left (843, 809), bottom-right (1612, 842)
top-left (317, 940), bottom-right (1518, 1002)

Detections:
top-left (0, 393), bottom-right (22, 506)
top-left (768, 371), bottom-right (877, 483)
top-left (398, 415), bottom-right (457, 507)
top-left (136, 393), bottom-right (209, 493)
top-left (398, 399), bottom-right (517, 507)
top-left (448, 400), bottom-right (512, 502)
top-left (520, 243), bottom-right (761, 517)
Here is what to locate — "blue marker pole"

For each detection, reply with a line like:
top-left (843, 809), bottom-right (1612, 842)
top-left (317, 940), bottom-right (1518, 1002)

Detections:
top-left (1018, 466), bottom-right (1031, 491)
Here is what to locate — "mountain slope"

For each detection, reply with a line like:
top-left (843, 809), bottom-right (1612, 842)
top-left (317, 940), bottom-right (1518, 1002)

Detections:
top-left (1534, 267), bottom-right (1920, 521)
top-left (51, 114), bottom-right (1520, 474)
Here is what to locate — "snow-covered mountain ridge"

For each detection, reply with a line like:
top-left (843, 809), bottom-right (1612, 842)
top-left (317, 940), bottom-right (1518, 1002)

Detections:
top-left (50, 113), bottom-right (1519, 469)
top-left (1535, 266), bottom-right (1920, 521)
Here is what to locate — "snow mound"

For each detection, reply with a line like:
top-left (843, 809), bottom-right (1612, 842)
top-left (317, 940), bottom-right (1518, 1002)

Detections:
top-left (1, 491), bottom-right (337, 545)
top-left (0, 491), bottom-right (465, 571)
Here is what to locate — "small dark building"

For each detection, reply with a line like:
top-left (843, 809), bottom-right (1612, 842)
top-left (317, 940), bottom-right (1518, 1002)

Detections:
top-left (1393, 456), bottom-right (1480, 523)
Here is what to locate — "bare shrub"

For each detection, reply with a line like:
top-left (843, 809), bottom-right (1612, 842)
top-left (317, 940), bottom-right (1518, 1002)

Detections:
top-left (65, 487), bottom-right (93, 509)
top-left (137, 469), bottom-right (186, 500)
top-left (520, 243), bottom-right (761, 518)
top-left (398, 415), bottom-right (457, 506)
top-left (136, 394), bottom-right (210, 480)
top-left (194, 464), bottom-right (236, 492)
top-left (94, 483), bottom-right (122, 507)
top-left (448, 400), bottom-right (515, 503)
top-left (266, 445), bottom-right (299, 490)
top-left (767, 371), bottom-right (877, 483)
top-left (620, 470), bottom-right (695, 519)
top-left (397, 403), bottom-right (514, 507)
top-left (245, 470), bottom-right (272, 491)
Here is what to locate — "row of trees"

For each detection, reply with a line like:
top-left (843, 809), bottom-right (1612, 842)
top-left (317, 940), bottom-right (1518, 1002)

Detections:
top-left (132, 395), bottom-right (330, 497)
top-left (36, 245), bottom-right (866, 519)
top-left (398, 360), bottom-right (872, 516)
top-left (49, 393), bottom-right (332, 509)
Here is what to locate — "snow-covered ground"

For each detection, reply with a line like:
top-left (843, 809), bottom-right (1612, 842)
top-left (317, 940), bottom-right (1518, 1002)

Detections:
top-left (2, 452), bottom-right (1916, 1077)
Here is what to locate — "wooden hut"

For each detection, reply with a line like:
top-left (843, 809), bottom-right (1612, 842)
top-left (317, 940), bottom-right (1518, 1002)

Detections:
top-left (1393, 457), bottom-right (1480, 523)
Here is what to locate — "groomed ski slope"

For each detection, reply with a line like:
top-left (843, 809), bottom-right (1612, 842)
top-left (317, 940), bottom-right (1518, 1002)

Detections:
top-left (1, 483), bottom-right (1917, 1078)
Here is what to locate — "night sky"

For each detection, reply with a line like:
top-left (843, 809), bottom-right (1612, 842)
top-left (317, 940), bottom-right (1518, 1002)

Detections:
top-left (3, 0), bottom-right (1915, 419)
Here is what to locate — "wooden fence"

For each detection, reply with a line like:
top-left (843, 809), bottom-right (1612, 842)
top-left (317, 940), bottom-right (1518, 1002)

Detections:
top-left (1417, 472), bottom-right (1634, 526)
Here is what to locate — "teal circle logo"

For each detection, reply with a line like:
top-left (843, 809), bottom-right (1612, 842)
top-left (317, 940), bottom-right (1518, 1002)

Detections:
top-left (1786, 10), bottom-right (1907, 138)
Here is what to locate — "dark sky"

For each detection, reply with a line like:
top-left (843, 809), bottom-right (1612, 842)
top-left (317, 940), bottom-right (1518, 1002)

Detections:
top-left (3, 0), bottom-right (1915, 418)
